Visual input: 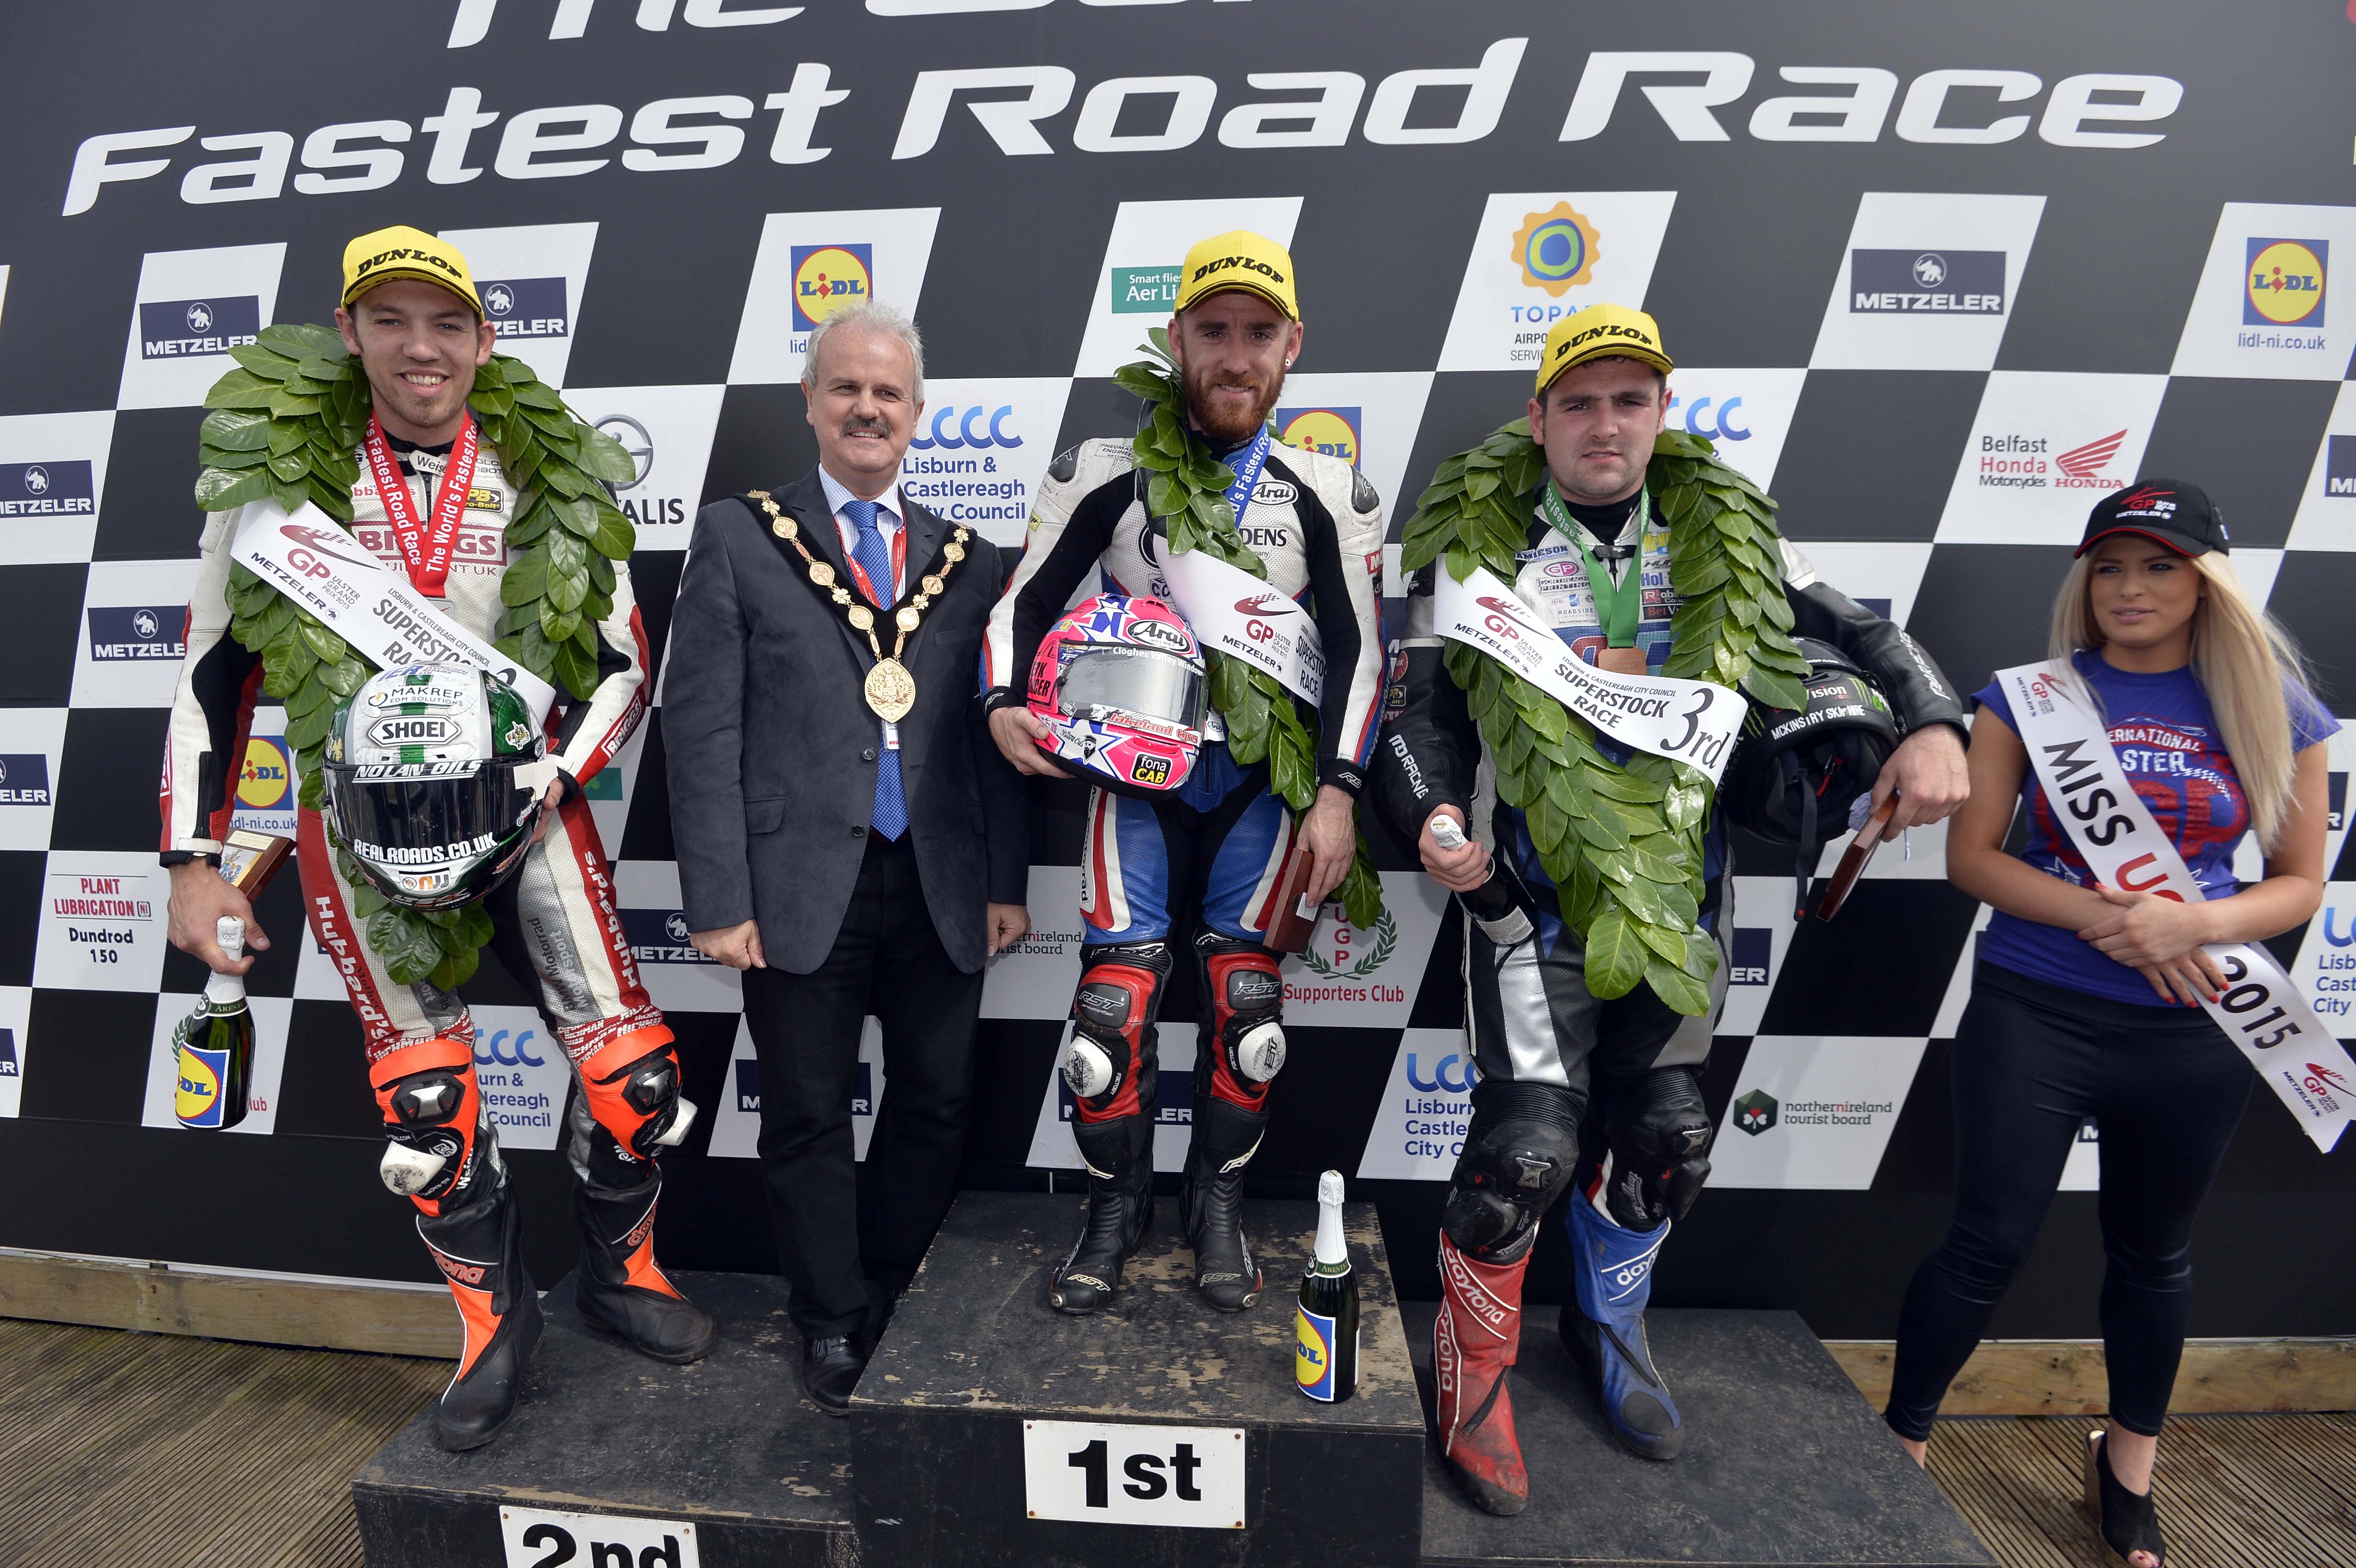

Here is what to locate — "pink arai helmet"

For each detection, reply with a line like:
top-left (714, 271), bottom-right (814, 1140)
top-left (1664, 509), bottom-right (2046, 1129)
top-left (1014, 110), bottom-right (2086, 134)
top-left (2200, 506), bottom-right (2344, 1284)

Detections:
top-left (1026, 594), bottom-right (1210, 797)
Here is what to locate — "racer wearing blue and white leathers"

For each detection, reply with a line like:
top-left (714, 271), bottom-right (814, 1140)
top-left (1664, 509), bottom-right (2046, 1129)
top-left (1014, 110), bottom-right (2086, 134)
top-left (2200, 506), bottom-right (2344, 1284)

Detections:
top-left (984, 434), bottom-right (1385, 1312)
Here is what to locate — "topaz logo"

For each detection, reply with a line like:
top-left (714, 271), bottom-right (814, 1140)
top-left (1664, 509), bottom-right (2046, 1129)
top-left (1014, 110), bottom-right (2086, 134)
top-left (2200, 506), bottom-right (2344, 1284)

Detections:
top-left (0, 460), bottom-right (96, 517)
top-left (1511, 203), bottom-right (1602, 297)
top-left (592, 415), bottom-right (654, 490)
top-left (1276, 407), bottom-right (1362, 467)
top-left (2326, 435), bottom-right (2356, 499)
top-left (140, 295), bottom-right (261, 358)
top-left (791, 244), bottom-right (873, 331)
top-left (0, 754), bottom-right (53, 806)
top-left (87, 604), bottom-right (185, 661)
top-left (477, 276), bottom-right (569, 339)
top-left (2244, 239), bottom-right (2326, 328)
top-left (1734, 1088), bottom-right (1778, 1135)
top-left (1850, 250), bottom-right (2005, 315)
top-left (909, 406), bottom-right (1024, 450)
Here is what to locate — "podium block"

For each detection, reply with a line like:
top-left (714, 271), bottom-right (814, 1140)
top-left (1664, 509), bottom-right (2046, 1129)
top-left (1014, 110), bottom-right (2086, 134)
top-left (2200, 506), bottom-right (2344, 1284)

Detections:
top-left (850, 1189), bottom-right (1427, 1568)
top-left (350, 1271), bottom-right (856, 1568)
top-left (1407, 1304), bottom-right (1996, 1568)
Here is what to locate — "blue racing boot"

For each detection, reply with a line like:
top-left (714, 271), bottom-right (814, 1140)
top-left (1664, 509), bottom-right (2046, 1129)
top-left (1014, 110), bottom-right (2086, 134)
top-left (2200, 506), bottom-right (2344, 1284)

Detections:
top-left (1560, 1193), bottom-right (1684, 1460)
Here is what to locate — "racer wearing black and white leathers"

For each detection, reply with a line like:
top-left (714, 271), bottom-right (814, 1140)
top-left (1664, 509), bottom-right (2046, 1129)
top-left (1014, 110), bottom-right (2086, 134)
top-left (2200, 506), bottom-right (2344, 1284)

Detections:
top-left (984, 434), bottom-right (1386, 1311)
top-left (159, 429), bottom-right (714, 1445)
top-left (1373, 495), bottom-right (1966, 1486)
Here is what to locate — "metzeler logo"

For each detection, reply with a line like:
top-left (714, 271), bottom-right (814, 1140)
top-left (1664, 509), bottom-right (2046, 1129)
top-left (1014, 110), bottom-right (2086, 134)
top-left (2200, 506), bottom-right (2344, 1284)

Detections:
top-left (0, 755), bottom-right (52, 806)
top-left (1511, 203), bottom-right (1601, 298)
top-left (620, 908), bottom-right (712, 964)
top-left (2325, 435), bottom-right (2356, 499)
top-left (1850, 250), bottom-right (2005, 314)
top-left (791, 244), bottom-right (873, 332)
top-left (0, 1028), bottom-right (16, 1077)
top-left (479, 276), bottom-right (569, 339)
top-left (1276, 407), bottom-right (1362, 468)
top-left (0, 460), bottom-right (96, 517)
top-left (139, 296), bottom-right (262, 358)
top-left (1729, 927), bottom-right (1770, 985)
top-left (1734, 1089), bottom-right (1778, 1134)
top-left (87, 604), bottom-right (185, 661)
top-left (2243, 239), bottom-right (2326, 327)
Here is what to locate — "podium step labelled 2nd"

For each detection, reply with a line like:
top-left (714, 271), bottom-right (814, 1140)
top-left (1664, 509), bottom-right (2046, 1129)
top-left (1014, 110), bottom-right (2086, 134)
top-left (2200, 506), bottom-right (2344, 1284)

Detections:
top-left (351, 1192), bottom-right (1994, 1568)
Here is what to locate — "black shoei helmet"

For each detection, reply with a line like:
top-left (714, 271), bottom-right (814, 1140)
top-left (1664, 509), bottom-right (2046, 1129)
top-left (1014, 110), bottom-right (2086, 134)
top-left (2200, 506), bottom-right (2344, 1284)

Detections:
top-left (1720, 637), bottom-right (1900, 859)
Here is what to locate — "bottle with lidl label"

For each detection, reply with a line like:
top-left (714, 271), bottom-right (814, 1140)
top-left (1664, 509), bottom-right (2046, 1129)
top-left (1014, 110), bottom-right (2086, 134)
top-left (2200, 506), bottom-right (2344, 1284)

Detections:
top-left (1294, 1169), bottom-right (1359, 1404)
top-left (174, 917), bottom-right (253, 1131)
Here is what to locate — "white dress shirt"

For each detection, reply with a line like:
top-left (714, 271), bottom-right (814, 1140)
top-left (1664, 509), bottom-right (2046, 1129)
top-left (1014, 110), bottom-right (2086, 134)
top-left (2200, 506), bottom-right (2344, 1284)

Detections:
top-left (818, 464), bottom-right (907, 601)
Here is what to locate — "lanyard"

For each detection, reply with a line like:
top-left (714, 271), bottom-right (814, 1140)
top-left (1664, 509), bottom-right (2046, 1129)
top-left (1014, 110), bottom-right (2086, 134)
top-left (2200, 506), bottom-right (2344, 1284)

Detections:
top-left (841, 512), bottom-right (908, 609)
top-left (1221, 428), bottom-right (1276, 519)
top-left (362, 411), bottom-right (480, 598)
top-left (1538, 481), bottom-right (1646, 649)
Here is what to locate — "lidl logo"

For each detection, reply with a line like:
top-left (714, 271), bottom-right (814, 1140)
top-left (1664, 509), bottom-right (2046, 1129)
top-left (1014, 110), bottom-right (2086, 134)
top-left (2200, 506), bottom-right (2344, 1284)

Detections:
top-left (1112, 265), bottom-right (1183, 315)
top-left (1734, 1088), bottom-right (1778, 1135)
top-left (175, 1043), bottom-right (227, 1127)
top-left (1276, 407), bottom-right (1362, 468)
top-left (2244, 239), bottom-right (2326, 327)
top-left (1511, 203), bottom-right (1601, 298)
top-left (237, 737), bottom-right (292, 809)
top-left (791, 244), bottom-right (873, 331)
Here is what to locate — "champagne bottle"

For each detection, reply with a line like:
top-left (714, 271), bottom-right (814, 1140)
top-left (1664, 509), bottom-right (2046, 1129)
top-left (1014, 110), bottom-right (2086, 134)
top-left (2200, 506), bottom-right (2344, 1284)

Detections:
top-left (175, 917), bottom-right (253, 1131)
top-left (1294, 1169), bottom-right (1360, 1403)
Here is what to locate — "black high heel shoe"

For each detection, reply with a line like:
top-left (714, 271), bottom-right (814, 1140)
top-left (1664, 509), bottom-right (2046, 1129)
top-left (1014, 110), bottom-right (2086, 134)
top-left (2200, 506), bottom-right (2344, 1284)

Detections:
top-left (2083, 1429), bottom-right (2166, 1568)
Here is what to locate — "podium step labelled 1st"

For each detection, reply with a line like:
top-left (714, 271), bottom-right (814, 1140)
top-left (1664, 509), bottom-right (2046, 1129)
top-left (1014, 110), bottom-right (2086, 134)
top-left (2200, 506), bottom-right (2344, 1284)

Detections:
top-left (351, 1192), bottom-right (1996, 1568)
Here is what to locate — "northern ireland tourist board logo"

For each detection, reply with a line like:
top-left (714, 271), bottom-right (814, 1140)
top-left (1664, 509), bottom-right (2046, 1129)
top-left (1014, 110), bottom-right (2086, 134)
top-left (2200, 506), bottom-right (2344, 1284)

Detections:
top-left (479, 276), bottom-right (569, 339)
top-left (1709, 1035), bottom-right (1927, 1189)
top-left (1111, 265), bottom-right (1182, 314)
top-left (0, 460), bottom-right (96, 518)
top-left (2244, 239), bottom-right (2326, 328)
top-left (139, 296), bottom-right (261, 358)
top-left (1275, 407), bottom-right (1362, 468)
top-left (791, 244), bottom-right (873, 331)
top-left (1734, 1088), bottom-right (1778, 1134)
top-left (87, 605), bottom-right (184, 661)
top-left (1849, 250), bottom-right (2006, 315)
top-left (1511, 203), bottom-right (1601, 297)
top-left (0, 755), bottom-right (52, 806)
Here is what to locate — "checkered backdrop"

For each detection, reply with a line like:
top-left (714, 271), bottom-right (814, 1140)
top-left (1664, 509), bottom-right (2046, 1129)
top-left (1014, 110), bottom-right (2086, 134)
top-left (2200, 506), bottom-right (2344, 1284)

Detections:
top-left (0, 0), bottom-right (2350, 1335)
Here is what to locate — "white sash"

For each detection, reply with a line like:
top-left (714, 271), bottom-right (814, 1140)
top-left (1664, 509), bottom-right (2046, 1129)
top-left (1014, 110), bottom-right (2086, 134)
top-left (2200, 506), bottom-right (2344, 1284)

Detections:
top-left (1161, 546), bottom-right (1325, 704)
top-left (1434, 564), bottom-right (1742, 784)
top-left (1998, 661), bottom-right (2350, 1152)
top-left (232, 500), bottom-right (558, 721)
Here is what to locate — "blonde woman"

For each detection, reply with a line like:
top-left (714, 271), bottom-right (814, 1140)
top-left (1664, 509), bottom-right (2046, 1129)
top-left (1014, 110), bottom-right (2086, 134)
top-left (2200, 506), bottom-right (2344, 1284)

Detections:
top-left (1882, 481), bottom-right (2335, 1568)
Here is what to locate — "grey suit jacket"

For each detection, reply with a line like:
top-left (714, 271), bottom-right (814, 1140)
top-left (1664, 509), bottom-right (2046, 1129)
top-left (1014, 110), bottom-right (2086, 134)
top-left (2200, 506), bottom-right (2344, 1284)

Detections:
top-left (663, 469), bottom-right (1029, 974)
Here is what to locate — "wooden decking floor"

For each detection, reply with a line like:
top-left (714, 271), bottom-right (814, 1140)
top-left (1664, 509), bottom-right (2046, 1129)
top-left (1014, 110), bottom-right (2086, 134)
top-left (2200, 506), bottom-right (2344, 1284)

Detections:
top-left (0, 1316), bottom-right (2348, 1566)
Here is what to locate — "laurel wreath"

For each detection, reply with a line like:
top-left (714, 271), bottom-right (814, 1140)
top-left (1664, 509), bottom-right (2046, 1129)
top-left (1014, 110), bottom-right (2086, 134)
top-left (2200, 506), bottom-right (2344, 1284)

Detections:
top-left (1399, 424), bottom-right (1812, 1014)
top-left (194, 323), bottom-right (640, 991)
top-left (1112, 327), bottom-right (1382, 930)
top-left (1294, 905), bottom-right (1399, 980)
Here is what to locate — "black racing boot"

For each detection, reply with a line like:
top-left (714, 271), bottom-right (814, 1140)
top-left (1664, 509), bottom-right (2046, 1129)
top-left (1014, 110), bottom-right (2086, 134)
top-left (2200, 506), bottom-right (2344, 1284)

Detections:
top-left (419, 1176), bottom-right (544, 1452)
top-left (1049, 1114), bottom-right (1154, 1314)
top-left (1181, 1093), bottom-right (1265, 1312)
top-left (574, 1167), bottom-right (719, 1364)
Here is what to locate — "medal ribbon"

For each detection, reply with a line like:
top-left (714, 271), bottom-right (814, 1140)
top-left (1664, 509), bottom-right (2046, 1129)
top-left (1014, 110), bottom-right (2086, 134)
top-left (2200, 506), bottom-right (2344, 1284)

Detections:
top-left (1220, 428), bottom-right (1276, 519)
top-left (363, 410), bottom-right (480, 598)
top-left (1538, 481), bottom-right (1646, 649)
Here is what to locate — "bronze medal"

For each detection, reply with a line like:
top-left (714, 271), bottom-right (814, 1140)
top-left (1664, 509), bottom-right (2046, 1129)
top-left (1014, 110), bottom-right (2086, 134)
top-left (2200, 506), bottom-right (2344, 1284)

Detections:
top-left (864, 657), bottom-right (916, 722)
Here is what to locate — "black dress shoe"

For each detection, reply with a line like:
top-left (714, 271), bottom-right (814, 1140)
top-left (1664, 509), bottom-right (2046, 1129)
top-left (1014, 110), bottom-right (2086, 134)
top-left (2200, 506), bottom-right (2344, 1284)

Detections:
top-left (800, 1333), bottom-right (867, 1416)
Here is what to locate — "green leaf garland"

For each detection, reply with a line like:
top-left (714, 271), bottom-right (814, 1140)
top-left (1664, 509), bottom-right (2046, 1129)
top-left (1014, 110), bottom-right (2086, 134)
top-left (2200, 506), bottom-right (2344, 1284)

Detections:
top-left (1117, 330), bottom-right (1382, 930)
top-left (1399, 422), bottom-right (1811, 1013)
top-left (195, 328), bottom-right (641, 988)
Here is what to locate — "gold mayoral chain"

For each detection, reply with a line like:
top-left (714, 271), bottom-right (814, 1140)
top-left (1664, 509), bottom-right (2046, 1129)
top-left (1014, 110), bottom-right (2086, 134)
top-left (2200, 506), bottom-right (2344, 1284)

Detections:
top-left (750, 490), bottom-right (972, 723)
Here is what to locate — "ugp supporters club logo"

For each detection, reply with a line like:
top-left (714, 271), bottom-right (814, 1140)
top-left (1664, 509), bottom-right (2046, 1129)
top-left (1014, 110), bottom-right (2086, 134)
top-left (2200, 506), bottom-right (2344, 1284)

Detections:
top-left (1276, 407), bottom-right (1362, 468)
top-left (1512, 203), bottom-right (1601, 297)
top-left (791, 244), bottom-right (874, 332)
top-left (2244, 239), bottom-right (2326, 327)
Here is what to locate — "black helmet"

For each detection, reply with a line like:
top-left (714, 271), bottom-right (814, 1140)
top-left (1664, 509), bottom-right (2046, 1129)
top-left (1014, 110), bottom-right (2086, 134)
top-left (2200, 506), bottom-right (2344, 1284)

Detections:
top-left (1721, 639), bottom-right (1900, 905)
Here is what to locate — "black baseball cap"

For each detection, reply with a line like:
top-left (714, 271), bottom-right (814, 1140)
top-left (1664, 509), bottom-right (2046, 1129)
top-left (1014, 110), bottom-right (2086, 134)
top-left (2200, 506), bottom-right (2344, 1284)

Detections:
top-left (2074, 478), bottom-right (2229, 559)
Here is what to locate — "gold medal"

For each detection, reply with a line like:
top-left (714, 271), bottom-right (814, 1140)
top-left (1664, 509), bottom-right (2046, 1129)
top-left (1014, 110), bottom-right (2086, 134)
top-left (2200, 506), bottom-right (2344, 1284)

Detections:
top-left (942, 543), bottom-right (965, 562)
top-left (771, 516), bottom-right (798, 541)
top-left (895, 606), bottom-right (922, 633)
top-left (809, 561), bottom-right (836, 588)
top-left (922, 575), bottom-right (945, 597)
top-left (864, 657), bottom-right (916, 722)
top-left (848, 605), bottom-right (874, 632)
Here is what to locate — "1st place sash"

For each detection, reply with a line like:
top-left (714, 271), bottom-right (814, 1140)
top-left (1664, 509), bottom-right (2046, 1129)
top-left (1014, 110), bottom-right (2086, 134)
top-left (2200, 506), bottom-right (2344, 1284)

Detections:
top-left (1997, 661), bottom-right (2351, 1152)
top-left (232, 500), bottom-right (558, 721)
top-left (1434, 564), bottom-right (1741, 784)
top-left (1162, 546), bottom-right (1326, 705)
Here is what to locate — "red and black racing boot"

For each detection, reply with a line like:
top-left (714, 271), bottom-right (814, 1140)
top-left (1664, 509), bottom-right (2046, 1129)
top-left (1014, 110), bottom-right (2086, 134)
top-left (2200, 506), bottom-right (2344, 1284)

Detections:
top-left (419, 1178), bottom-right (543, 1452)
top-left (1050, 1113), bottom-right (1155, 1314)
top-left (1434, 1233), bottom-right (1530, 1515)
top-left (575, 1169), bottom-right (719, 1364)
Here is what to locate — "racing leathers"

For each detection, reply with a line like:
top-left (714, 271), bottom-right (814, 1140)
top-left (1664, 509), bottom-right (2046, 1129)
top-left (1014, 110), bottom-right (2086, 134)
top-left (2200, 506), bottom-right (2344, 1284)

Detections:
top-left (985, 436), bottom-right (1387, 1312)
top-left (160, 431), bottom-right (716, 1448)
top-left (1372, 484), bottom-right (1964, 1506)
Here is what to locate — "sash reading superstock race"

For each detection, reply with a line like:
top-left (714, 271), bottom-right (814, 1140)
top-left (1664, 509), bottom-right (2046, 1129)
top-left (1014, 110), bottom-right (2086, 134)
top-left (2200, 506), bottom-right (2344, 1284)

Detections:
top-left (1998, 661), bottom-right (2351, 1152)
top-left (232, 500), bottom-right (559, 722)
top-left (1433, 564), bottom-right (1743, 785)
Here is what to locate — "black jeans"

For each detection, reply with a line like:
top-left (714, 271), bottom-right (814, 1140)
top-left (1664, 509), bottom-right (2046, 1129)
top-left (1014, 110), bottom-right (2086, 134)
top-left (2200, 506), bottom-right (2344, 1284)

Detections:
top-left (1884, 963), bottom-right (2251, 1441)
top-left (742, 832), bottom-right (985, 1341)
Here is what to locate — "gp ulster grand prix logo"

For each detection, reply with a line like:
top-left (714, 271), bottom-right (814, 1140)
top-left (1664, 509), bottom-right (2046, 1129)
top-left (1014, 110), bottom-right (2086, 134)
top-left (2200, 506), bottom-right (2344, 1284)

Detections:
top-left (1511, 203), bottom-right (1601, 297)
top-left (792, 244), bottom-right (873, 331)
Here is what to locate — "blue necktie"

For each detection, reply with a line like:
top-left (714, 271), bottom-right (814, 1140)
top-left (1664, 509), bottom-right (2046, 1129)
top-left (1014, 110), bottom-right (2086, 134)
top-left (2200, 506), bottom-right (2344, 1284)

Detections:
top-left (843, 499), bottom-right (907, 841)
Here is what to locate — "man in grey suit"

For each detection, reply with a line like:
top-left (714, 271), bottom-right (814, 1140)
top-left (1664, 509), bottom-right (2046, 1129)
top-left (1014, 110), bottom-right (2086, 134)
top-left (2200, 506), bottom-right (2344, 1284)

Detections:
top-left (664, 301), bottom-right (1029, 1414)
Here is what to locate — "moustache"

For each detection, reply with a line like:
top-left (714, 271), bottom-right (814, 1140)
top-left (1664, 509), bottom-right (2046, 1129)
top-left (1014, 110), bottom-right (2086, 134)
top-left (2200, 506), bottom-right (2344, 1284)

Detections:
top-left (838, 416), bottom-right (892, 437)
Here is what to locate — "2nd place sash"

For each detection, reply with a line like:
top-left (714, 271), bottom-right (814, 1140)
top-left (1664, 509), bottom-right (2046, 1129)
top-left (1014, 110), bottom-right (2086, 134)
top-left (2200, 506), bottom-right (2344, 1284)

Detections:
top-left (1998, 661), bottom-right (2351, 1152)
top-left (1434, 564), bottom-right (1742, 784)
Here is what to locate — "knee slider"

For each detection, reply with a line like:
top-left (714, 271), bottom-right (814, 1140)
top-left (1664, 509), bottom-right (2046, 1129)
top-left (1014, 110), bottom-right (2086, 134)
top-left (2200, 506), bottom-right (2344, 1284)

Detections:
top-left (372, 1038), bottom-right (479, 1200)
top-left (1603, 1067), bottom-right (1713, 1230)
top-left (1067, 942), bottom-right (1171, 1113)
top-left (582, 1031), bottom-right (694, 1160)
top-left (1197, 934), bottom-right (1287, 1095)
top-left (1443, 1117), bottom-right (1580, 1261)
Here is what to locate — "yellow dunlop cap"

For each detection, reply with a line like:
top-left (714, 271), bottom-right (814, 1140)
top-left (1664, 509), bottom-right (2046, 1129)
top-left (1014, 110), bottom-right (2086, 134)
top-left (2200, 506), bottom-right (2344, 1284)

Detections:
top-left (341, 226), bottom-right (484, 316)
top-left (1537, 302), bottom-right (1674, 395)
top-left (1174, 230), bottom-right (1299, 320)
